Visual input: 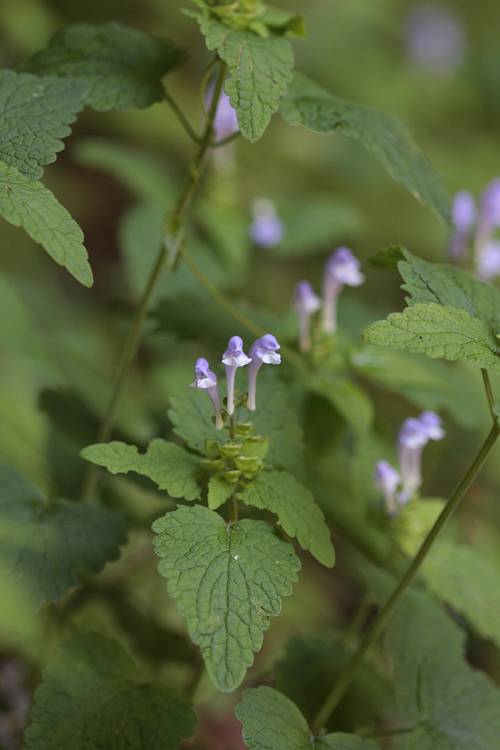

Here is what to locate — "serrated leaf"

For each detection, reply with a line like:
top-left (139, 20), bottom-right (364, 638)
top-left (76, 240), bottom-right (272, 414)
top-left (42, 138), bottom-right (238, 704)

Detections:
top-left (363, 302), bottom-right (500, 369)
top-left (169, 378), bottom-right (304, 474)
top-left (198, 16), bottom-right (294, 141)
top-left (281, 73), bottom-right (450, 222)
top-left (75, 138), bottom-right (176, 202)
top-left (236, 686), bottom-right (379, 750)
top-left (81, 439), bottom-right (201, 501)
top-left (0, 160), bottom-right (93, 286)
top-left (208, 475), bottom-right (234, 509)
top-left (382, 583), bottom-right (500, 750)
top-left (237, 470), bottom-right (334, 567)
top-left (24, 631), bottom-right (196, 749)
top-left (369, 245), bottom-right (405, 270)
top-left (28, 22), bottom-right (185, 111)
top-left (0, 70), bottom-right (88, 179)
top-left (0, 464), bottom-right (126, 609)
top-left (152, 505), bottom-right (300, 691)
top-left (422, 541), bottom-right (500, 650)
top-left (398, 248), bottom-right (500, 333)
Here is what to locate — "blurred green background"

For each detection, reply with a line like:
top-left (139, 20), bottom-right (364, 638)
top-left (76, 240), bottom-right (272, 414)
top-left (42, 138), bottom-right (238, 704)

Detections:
top-left (1, 1), bottom-right (500, 747)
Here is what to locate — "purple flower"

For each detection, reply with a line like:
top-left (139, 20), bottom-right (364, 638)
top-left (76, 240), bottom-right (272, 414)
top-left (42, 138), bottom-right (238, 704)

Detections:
top-left (247, 334), bottom-right (281, 411)
top-left (474, 178), bottom-right (500, 256)
top-left (405, 4), bottom-right (466, 78)
top-left (476, 240), bottom-right (500, 282)
top-left (249, 199), bottom-right (284, 248)
top-left (449, 191), bottom-right (476, 260)
top-left (222, 336), bottom-right (251, 415)
top-left (397, 411), bottom-right (444, 503)
top-left (213, 90), bottom-right (239, 141)
top-left (375, 460), bottom-right (401, 516)
top-left (293, 281), bottom-right (321, 352)
top-left (322, 247), bottom-right (364, 334)
top-left (191, 357), bottom-right (223, 429)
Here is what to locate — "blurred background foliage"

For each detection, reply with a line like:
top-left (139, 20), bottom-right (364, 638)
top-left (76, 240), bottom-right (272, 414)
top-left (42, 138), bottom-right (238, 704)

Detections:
top-left (1, 1), bottom-right (500, 748)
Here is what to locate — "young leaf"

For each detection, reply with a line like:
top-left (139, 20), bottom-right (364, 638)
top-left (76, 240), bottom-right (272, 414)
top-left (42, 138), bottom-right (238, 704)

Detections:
top-left (28, 22), bottom-right (185, 111)
top-left (0, 464), bottom-right (126, 609)
top-left (0, 70), bottom-right (88, 179)
top-left (24, 631), bottom-right (196, 749)
top-left (398, 248), bottom-right (500, 333)
top-left (196, 15), bottom-right (294, 141)
top-left (169, 379), bottom-right (304, 474)
top-left (0, 160), bottom-right (93, 286)
top-left (236, 686), bottom-right (379, 750)
top-left (363, 302), bottom-right (500, 369)
top-left (81, 439), bottom-right (201, 501)
top-left (281, 73), bottom-right (450, 223)
top-left (152, 505), bottom-right (300, 692)
top-left (208, 474), bottom-right (234, 509)
top-left (422, 541), bottom-right (500, 651)
top-left (237, 470), bottom-right (335, 567)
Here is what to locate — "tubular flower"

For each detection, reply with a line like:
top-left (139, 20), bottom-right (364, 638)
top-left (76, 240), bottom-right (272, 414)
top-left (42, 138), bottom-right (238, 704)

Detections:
top-left (375, 460), bottom-right (401, 516)
top-left (213, 90), bottom-right (239, 141)
top-left (397, 411), bottom-right (445, 504)
top-left (247, 334), bottom-right (281, 411)
top-left (249, 199), bottom-right (284, 248)
top-left (322, 247), bottom-right (364, 334)
top-left (191, 357), bottom-right (223, 430)
top-left (293, 281), bottom-right (321, 352)
top-left (222, 336), bottom-right (251, 416)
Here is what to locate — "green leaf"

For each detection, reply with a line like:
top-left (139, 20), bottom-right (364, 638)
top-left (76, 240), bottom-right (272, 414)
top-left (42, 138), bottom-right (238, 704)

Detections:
top-left (0, 70), bottom-right (88, 179)
top-left (152, 505), bottom-right (300, 691)
top-left (382, 582), bottom-right (500, 750)
top-left (393, 498), bottom-right (444, 556)
top-left (208, 474), bottom-right (234, 509)
top-left (237, 470), bottom-right (335, 567)
top-left (75, 138), bottom-right (177, 202)
top-left (236, 687), bottom-right (379, 750)
top-left (28, 22), bottom-right (185, 111)
top-left (363, 302), bottom-right (500, 369)
top-left (0, 464), bottom-right (126, 609)
top-left (422, 541), bottom-right (500, 650)
top-left (197, 16), bottom-right (294, 141)
top-left (0, 160), bottom-right (93, 286)
top-left (398, 248), bottom-right (500, 333)
top-left (281, 73), bottom-right (450, 222)
top-left (24, 631), bottom-right (196, 749)
top-left (369, 244), bottom-right (405, 270)
top-left (81, 439), bottom-right (201, 501)
top-left (275, 635), bottom-right (394, 731)
top-left (259, 7), bottom-right (306, 37)
top-left (169, 378), bottom-right (304, 474)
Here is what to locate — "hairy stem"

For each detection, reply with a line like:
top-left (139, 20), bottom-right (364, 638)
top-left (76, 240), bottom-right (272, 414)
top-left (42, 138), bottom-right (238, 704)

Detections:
top-left (312, 419), bottom-right (500, 733)
top-left (81, 63), bottom-right (227, 503)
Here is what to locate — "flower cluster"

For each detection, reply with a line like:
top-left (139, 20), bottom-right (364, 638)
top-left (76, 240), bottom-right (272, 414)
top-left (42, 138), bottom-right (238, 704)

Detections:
top-left (191, 334), bottom-right (281, 428)
top-left (293, 247), bottom-right (364, 352)
top-left (375, 411), bottom-right (445, 515)
top-left (249, 199), bottom-right (284, 248)
top-left (450, 178), bottom-right (500, 281)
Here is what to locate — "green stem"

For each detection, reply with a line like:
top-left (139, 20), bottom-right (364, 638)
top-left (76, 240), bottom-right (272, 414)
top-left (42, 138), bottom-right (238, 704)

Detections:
top-left (481, 369), bottom-right (497, 424)
top-left (81, 63), bottom-right (227, 503)
top-left (164, 88), bottom-right (202, 144)
top-left (311, 420), bottom-right (500, 734)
